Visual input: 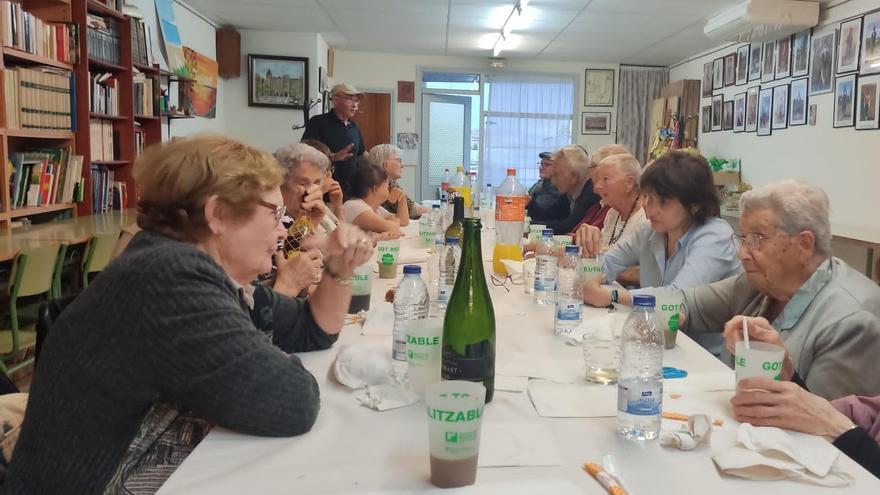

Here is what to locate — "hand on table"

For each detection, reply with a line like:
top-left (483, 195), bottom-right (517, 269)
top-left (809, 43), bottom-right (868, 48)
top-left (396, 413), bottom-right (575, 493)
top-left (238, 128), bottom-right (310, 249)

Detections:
top-left (723, 316), bottom-right (794, 381)
top-left (582, 274), bottom-right (611, 307)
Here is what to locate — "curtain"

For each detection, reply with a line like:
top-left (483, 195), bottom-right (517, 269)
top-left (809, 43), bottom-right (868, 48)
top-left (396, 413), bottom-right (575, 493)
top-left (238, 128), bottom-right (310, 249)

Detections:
top-left (483, 73), bottom-right (576, 190)
top-left (616, 66), bottom-right (669, 164)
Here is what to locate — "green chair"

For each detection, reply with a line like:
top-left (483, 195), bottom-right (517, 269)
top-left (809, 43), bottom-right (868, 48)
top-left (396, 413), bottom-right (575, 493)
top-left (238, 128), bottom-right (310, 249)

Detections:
top-left (0, 244), bottom-right (62, 376)
top-left (82, 232), bottom-right (119, 288)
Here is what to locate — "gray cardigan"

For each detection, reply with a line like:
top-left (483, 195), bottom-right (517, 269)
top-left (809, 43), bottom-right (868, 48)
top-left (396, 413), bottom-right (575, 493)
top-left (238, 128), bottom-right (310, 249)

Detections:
top-left (4, 231), bottom-right (337, 494)
top-left (682, 257), bottom-right (880, 400)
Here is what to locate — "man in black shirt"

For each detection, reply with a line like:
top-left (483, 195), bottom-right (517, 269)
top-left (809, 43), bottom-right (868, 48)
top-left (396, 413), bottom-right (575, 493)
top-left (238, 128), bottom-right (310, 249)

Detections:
top-left (302, 83), bottom-right (366, 197)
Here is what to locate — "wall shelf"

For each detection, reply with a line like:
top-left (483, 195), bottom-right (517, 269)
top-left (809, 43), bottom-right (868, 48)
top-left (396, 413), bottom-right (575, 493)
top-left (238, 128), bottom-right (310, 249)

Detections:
top-left (2, 47), bottom-right (73, 70)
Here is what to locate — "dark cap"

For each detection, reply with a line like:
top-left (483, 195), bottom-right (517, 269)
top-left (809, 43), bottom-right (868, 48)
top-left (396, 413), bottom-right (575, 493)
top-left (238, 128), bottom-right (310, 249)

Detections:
top-left (539, 151), bottom-right (552, 160)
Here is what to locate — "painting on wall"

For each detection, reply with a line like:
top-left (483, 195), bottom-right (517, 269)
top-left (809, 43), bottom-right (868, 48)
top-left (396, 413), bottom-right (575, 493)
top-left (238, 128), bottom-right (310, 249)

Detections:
top-left (861, 11), bottom-right (880, 75)
top-left (733, 92), bottom-right (746, 132)
top-left (397, 81), bottom-right (415, 103)
top-left (772, 84), bottom-right (789, 130)
top-left (712, 94), bottom-right (723, 131)
top-left (701, 105), bottom-right (712, 133)
top-left (397, 132), bottom-right (419, 149)
top-left (762, 41), bottom-right (776, 83)
top-left (582, 112), bottom-right (612, 134)
top-left (792, 30), bottom-right (811, 77)
top-left (722, 100), bottom-right (734, 130)
top-left (713, 58), bottom-right (724, 90)
top-left (584, 69), bottom-right (615, 106)
top-left (810, 30), bottom-right (836, 95)
top-left (833, 73), bottom-right (857, 128)
top-left (182, 47), bottom-right (218, 118)
top-left (789, 78), bottom-right (809, 126)
top-left (736, 45), bottom-right (749, 85)
top-left (757, 87), bottom-right (773, 136)
top-left (724, 53), bottom-right (736, 87)
top-left (775, 36), bottom-right (791, 79)
top-left (155, 0), bottom-right (187, 77)
top-left (838, 17), bottom-right (863, 74)
top-left (745, 85), bottom-right (759, 132)
top-left (856, 74), bottom-right (880, 130)
top-left (702, 62), bottom-right (714, 97)
top-left (248, 54), bottom-right (308, 109)
top-left (749, 43), bottom-right (763, 81)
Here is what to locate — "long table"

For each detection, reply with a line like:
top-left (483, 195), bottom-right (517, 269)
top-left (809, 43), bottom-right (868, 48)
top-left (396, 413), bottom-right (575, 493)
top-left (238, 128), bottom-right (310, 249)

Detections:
top-left (159, 225), bottom-right (880, 494)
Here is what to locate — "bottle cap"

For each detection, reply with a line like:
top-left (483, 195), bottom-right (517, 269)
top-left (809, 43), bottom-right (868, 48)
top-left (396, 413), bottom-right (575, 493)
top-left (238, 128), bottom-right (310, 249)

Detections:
top-left (403, 265), bottom-right (422, 275)
top-left (542, 228), bottom-right (554, 236)
top-left (445, 236), bottom-right (460, 244)
top-left (565, 245), bottom-right (580, 254)
top-left (507, 168), bottom-right (516, 175)
top-left (633, 295), bottom-right (656, 308)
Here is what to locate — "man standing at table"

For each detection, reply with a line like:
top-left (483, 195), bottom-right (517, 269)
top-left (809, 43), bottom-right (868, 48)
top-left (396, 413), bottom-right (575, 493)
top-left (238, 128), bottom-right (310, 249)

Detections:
top-left (302, 83), bottom-right (365, 197)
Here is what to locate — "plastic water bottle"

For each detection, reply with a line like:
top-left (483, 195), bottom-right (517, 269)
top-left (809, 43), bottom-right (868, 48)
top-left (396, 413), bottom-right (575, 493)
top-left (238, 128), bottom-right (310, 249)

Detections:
top-left (555, 245), bottom-right (583, 337)
top-left (617, 295), bottom-right (665, 441)
top-left (428, 236), bottom-right (444, 305)
top-left (440, 168), bottom-right (451, 202)
top-left (480, 183), bottom-right (494, 227)
top-left (469, 171), bottom-right (479, 216)
top-left (392, 265), bottom-right (429, 382)
top-left (437, 236), bottom-right (461, 309)
top-left (419, 206), bottom-right (438, 248)
top-left (492, 168), bottom-right (526, 275)
top-left (533, 229), bottom-right (557, 305)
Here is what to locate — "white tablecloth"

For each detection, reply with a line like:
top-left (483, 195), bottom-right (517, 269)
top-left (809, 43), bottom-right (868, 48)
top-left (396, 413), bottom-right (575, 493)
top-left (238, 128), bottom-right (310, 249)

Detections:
top-left (159, 225), bottom-right (880, 494)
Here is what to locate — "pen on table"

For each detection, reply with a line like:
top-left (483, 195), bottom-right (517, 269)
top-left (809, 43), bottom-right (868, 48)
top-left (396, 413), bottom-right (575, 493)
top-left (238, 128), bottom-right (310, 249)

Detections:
top-left (583, 462), bottom-right (628, 495)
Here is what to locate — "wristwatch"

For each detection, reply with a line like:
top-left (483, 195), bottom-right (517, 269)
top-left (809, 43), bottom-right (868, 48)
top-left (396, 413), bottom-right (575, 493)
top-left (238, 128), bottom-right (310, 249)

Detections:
top-left (610, 289), bottom-right (619, 305)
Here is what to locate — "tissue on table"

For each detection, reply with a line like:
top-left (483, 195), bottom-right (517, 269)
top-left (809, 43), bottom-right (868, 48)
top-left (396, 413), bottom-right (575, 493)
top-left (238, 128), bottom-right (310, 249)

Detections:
top-left (355, 384), bottom-right (419, 412)
top-left (660, 414), bottom-right (712, 450)
top-left (333, 345), bottom-right (395, 389)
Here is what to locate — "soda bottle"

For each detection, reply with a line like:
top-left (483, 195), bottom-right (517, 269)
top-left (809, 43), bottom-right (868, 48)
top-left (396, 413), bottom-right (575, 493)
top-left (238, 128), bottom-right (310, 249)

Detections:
top-left (492, 168), bottom-right (526, 275)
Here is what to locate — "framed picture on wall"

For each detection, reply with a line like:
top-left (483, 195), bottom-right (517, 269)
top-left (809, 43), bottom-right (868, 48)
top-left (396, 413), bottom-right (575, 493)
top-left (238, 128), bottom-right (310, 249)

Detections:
top-left (776, 36), bottom-right (792, 79)
top-left (861, 11), bottom-right (880, 75)
top-left (722, 100), bottom-right (734, 130)
top-left (809, 30), bottom-right (836, 95)
top-left (736, 45), bottom-right (750, 85)
top-left (584, 69), bottom-right (615, 106)
top-left (757, 87), bottom-right (773, 136)
top-left (749, 43), bottom-right (763, 81)
top-left (247, 54), bottom-right (309, 109)
top-left (833, 73), bottom-right (857, 127)
top-left (772, 84), bottom-right (789, 130)
top-left (838, 17), bottom-right (863, 74)
top-left (724, 53), bottom-right (737, 87)
top-left (856, 74), bottom-right (880, 129)
top-left (762, 41), bottom-right (776, 82)
top-left (713, 58), bottom-right (724, 90)
top-left (581, 112), bottom-right (611, 134)
top-left (701, 105), bottom-right (712, 133)
top-left (789, 78), bottom-right (809, 126)
top-left (792, 30), bottom-right (811, 77)
top-left (712, 94), bottom-right (723, 131)
top-left (733, 92), bottom-right (746, 132)
top-left (745, 85), bottom-right (760, 132)
top-left (702, 62), bottom-right (714, 97)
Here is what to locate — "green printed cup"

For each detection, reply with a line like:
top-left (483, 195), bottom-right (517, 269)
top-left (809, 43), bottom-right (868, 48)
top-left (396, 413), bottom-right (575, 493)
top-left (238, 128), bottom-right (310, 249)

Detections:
top-left (426, 381), bottom-right (486, 488)
top-left (580, 257), bottom-right (603, 283)
top-left (735, 341), bottom-right (786, 383)
top-left (528, 224), bottom-right (546, 243)
top-left (407, 319), bottom-right (443, 397)
top-left (552, 234), bottom-right (572, 247)
top-left (376, 240), bottom-right (401, 279)
top-left (649, 288), bottom-right (687, 349)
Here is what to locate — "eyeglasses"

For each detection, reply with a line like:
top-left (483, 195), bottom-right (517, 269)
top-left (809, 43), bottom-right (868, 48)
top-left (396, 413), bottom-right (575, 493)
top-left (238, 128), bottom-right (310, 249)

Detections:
top-left (491, 273), bottom-right (524, 292)
top-left (258, 200), bottom-right (287, 224)
top-left (731, 232), bottom-right (775, 252)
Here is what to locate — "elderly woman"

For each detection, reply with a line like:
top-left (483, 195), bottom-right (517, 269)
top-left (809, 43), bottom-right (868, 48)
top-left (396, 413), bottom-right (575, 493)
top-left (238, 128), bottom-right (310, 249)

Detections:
top-left (368, 144), bottom-right (429, 222)
top-left (301, 138), bottom-right (344, 220)
top-left (4, 136), bottom-right (373, 493)
top-left (682, 180), bottom-right (880, 399)
top-left (542, 145), bottom-right (601, 235)
top-left (342, 159), bottom-right (404, 236)
top-left (582, 151), bottom-right (741, 307)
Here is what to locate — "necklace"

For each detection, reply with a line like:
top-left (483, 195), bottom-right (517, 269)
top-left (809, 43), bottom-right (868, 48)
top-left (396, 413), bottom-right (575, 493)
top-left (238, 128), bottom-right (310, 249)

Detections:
top-left (609, 194), bottom-right (640, 245)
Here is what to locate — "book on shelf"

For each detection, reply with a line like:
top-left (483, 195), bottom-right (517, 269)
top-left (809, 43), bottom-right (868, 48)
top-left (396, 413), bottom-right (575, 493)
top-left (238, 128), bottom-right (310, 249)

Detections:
top-left (134, 125), bottom-right (144, 157)
top-left (133, 70), bottom-right (155, 116)
top-left (4, 65), bottom-right (74, 131)
top-left (90, 164), bottom-right (126, 213)
top-left (89, 71), bottom-right (118, 115)
top-left (88, 118), bottom-right (119, 161)
top-left (0, 1), bottom-right (79, 64)
top-left (130, 17), bottom-right (154, 67)
top-left (86, 14), bottom-right (119, 65)
top-left (8, 148), bottom-right (83, 208)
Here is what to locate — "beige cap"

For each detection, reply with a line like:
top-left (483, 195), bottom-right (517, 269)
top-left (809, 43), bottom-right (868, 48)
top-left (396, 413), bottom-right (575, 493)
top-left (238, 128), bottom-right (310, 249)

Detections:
top-left (330, 83), bottom-right (363, 98)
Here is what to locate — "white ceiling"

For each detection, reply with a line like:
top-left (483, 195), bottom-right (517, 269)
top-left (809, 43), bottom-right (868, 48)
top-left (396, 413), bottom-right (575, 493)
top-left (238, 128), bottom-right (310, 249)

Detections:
top-left (184, 0), bottom-right (756, 65)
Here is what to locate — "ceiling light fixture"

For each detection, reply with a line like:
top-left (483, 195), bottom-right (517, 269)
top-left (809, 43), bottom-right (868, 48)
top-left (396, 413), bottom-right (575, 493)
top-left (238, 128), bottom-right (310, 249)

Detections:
top-left (491, 0), bottom-right (528, 58)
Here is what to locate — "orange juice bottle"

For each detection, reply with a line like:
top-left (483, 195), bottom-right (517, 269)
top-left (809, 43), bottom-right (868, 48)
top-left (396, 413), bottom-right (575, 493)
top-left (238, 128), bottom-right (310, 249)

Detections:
top-left (492, 168), bottom-right (526, 275)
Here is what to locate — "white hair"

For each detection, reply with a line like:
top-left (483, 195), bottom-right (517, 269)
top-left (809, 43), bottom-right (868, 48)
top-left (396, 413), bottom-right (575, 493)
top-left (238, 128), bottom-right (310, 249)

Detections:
top-left (273, 142), bottom-right (330, 175)
top-left (598, 153), bottom-right (642, 184)
top-left (553, 145), bottom-right (591, 181)
top-left (368, 144), bottom-right (402, 166)
top-left (739, 180), bottom-right (832, 258)
top-left (591, 144), bottom-right (630, 168)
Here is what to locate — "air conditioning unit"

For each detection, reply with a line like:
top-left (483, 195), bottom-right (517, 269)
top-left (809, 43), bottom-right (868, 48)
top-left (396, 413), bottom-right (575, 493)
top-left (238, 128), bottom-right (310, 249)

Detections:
top-left (704, 0), bottom-right (820, 43)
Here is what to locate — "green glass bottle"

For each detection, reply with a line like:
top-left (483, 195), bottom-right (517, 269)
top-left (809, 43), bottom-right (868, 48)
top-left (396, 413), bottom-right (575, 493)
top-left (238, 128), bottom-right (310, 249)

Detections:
top-left (441, 217), bottom-right (496, 402)
top-left (444, 196), bottom-right (465, 243)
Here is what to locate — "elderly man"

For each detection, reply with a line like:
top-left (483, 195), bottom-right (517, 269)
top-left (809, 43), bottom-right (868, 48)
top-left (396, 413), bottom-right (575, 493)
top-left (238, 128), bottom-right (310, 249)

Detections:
top-left (543, 145), bottom-right (601, 235)
top-left (302, 83), bottom-right (365, 197)
top-left (682, 180), bottom-right (880, 400)
top-left (526, 152), bottom-right (568, 222)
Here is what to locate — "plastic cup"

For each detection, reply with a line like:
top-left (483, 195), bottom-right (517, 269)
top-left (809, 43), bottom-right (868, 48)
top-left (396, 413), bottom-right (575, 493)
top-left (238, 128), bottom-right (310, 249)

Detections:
top-left (580, 257), bottom-right (603, 283)
top-left (646, 288), bottom-right (686, 349)
top-left (406, 319), bottom-right (443, 397)
top-left (552, 234), bottom-right (572, 247)
top-left (377, 240), bottom-right (401, 279)
top-left (735, 341), bottom-right (786, 383)
top-left (528, 224), bottom-right (546, 243)
top-left (426, 381), bottom-right (486, 488)
top-left (348, 262), bottom-right (373, 314)
top-left (523, 258), bottom-right (536, 294)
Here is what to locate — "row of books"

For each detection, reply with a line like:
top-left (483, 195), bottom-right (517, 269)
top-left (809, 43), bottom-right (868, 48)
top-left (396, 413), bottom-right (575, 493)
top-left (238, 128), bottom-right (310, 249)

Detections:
top-left (91, 165), bottom-right (127, 213)
top-left (133, 72), bottom-right (155, 116)
top-left (130, 17), bottom-right (155, 67)
top-left (9, 149), bottom-right (84, 209)
top-left (3, 65), bottom-right (73, 131)
top-left (86, 14), bottom-right (119, 65)
top-left (89, 72), bottom-right (118, 115)
top-left (135, 127), bottom-right (145, 158)
top-left (0, 1), bottom-right (79, 64)
top-left (88, 119), bottom-right (118, 162)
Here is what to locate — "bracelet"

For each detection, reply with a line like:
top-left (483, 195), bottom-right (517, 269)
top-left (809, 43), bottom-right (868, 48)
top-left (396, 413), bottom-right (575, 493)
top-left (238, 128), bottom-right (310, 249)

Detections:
top-left (323, 265), bottom-right (352, 285)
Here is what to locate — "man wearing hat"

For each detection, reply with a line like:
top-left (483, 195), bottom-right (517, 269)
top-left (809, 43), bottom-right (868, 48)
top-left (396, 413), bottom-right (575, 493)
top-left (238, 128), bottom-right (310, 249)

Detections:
top-left (302, 83), bottom-right (366, 197)
top-left (527, 151), bottom-right (568, 221)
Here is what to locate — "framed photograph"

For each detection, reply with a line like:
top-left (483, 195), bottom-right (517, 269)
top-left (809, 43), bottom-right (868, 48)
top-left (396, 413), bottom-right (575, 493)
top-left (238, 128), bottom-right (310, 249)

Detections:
top-left (789, 78), bottom-right (809, 126)
top-left (733, 92), bottom-right (746, 132)
top-left (724, 53), bottom-right (737, 87)
top-left (762, 41), bottom-right (776, 82)
top-left (792, 30), bottom-right (811, 77)
top-left (746, 86), bottom-right (760, 132)
top-left (722, 100), bottom-right (734, 130)
top-left (833, 73), bottom-right (857, 127)
top-left (701, 105), bottom-right (712, 133)
top-left (749, 43), bottom-right (763, 81)
top-left (757, 87), bottom-right (773, 136)
top-left (776, 36), bottom-right (792, 79)
top-left (772, 84), bottom-right (789, 130)
top-left (711, 94), bottom-right (723, 131)
top-left (838, 17), bottom-right (863, 74)
top-left (810, 30), bottom-right (836, 95)
top-left (736, 45), bottom-right (750, 85)
top-left (247, 54), bottom-right (308, 109)
top-left (584, 69), bottom-right (615, 106)
top-left (702, 62), bottom-right (714, 97)
top-left (713, 58), bottom-right (724, 90)
top-left (856, 74), bottom-right (880, 129)
top-left (861, 12), bottom-right (880, 75)
top-left (581, 112), bottom-right (611, 134)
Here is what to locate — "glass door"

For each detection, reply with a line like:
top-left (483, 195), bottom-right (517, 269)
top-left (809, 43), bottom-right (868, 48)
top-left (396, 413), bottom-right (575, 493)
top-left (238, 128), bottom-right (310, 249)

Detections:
top-left (420, 94), bottom-right (472, 200)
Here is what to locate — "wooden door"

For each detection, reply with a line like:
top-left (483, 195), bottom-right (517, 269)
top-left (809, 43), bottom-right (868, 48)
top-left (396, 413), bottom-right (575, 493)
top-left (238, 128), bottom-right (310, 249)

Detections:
top-left (352, 92), bottom-right (392, 151)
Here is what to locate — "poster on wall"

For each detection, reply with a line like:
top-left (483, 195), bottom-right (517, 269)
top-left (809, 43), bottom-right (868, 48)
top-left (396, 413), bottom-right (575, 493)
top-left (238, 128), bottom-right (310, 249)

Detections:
top-left (584, 69), bottom-right (615, 106)
top-left (775, 36), bottom-right (791, 79)
top-left (772, 84), bottom-right (789, 130)
top-left (861, 11), bottom-right (880, 75)
top-left (856, 74), bottom-right (880, 129)
top-left (792, 30), bottom-right (811, 77)
top-left (397, 133), bottom-right (419, 150)
top-left (711, 94), bottom-right (723, 131)
top-left (248, 54), bottom-right (308, 109)
top-left (833, 74), bottom-right (856, 128)
top-left (745, 86), bottom-right (759, 132)
top-left (736, 45), bottom-right (749, 85)
top-left (789, 78), bottom-right (808, 126)
top-left (733, 92), bottom-right (746, 132)
top-left (155, 0), bottom-right (188, 77)
top-left (810, 30), bottom-right (836, 95)
top-left (701, 105), bottom-right (711, 133)
top-left (702, 62), bottom-right (714, 97)
top-left (182, 47), bottom-right (218, 118)
top-left (581, 112), bottom-right (612, 135)
top-left (837, 17), bottom-right (862, 74)
top-left (757, 87), bottom-right (773, 136)
top-left (761, 41), bottom-right (776, 83)
top-left (749, 43), bottom-right (762, 81)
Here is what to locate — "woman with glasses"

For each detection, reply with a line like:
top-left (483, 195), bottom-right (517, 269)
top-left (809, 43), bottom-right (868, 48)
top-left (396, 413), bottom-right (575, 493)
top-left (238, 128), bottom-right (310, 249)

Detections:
top-left (526, 151), bottom-right (569, 222)
top-left (5, 136), bottom-right (374, 494)
top-left (342, 158), bottom-right (405, 236)
top-left (368, 144), bottom-right (430, 222)
top-left (682, 180), bottom-right (880, 400)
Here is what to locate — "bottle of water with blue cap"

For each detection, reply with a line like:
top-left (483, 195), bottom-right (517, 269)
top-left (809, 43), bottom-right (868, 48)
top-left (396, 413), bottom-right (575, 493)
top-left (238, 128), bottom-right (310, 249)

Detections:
top-left (554, 245), bottom-right (583, 337)
top-left (617, 294), bottom-right (665, 441)
top-left (393, 265), bottom-right (429, 383)
top-left (533, 228), bottom-right (557, 305)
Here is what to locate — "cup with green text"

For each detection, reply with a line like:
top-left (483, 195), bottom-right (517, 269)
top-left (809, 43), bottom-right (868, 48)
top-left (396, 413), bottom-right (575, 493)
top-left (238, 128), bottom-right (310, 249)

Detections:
top-left (580, 256), bottom-right (604, 283)
top-left (552, 234), bottom-right (572, 247)
top-left (376, 240), bottom-right (401, 279)
top-left (528, 224), bottom-right (546, 243)
top-left (406, 319), bottom-right (443, 397)
top-left (735, 341), bottom-right (786, 383)
top-left (648, 288), bottom-right (687, 349)
top-left (425, 381), bottom-right (486, 488)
